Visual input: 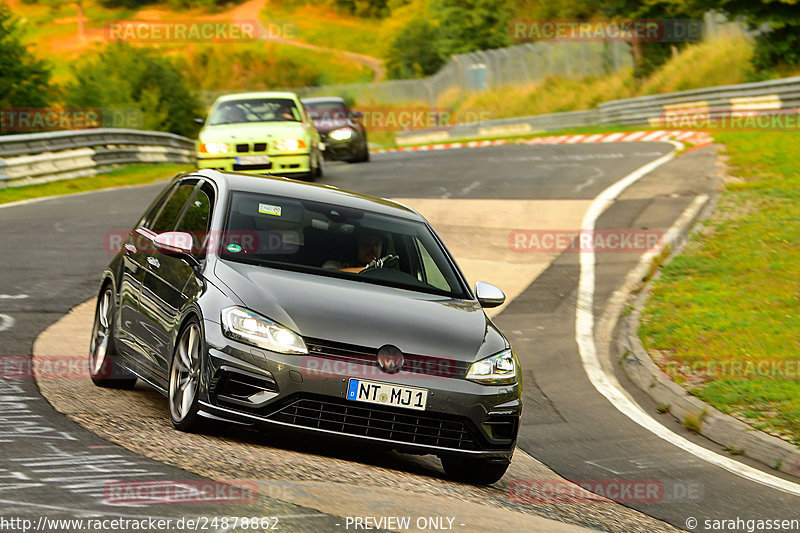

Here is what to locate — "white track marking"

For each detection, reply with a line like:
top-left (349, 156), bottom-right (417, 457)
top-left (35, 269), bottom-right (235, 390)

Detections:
top-left (460, 181), bottom-right (482, 195)
top-left (575, 143), bottom-right (800, 496)
top-left (0, 294), bottom-right (28, 300)
top-left (0, 314), bottom-right (14, 333)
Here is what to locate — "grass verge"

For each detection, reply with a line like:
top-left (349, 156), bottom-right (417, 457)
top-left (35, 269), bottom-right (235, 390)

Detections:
top-left (0, 163), bottom-right (191, 205)
top-left (639, 131), bottom-right (800, 445)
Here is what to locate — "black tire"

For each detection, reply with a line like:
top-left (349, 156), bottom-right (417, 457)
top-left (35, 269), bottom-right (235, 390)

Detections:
top-left (89, 285), bottom-right (137, 389)
top-left (349, 143), bottom-right (370, 163)
top-left (168, 318), bottom-right (204, 432)
top-left (440, 455), bottom-right (511, 485)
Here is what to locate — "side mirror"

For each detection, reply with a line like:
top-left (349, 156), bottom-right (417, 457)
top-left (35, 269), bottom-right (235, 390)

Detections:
top-left (153, 231), bottom-right (194, 256)
top-left (475, 281), bottom-right (505, 308)
top-left (193, 117), bottom-right (205, 126)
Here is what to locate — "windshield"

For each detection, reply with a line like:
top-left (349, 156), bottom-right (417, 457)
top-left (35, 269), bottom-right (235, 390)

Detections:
top-left (219, 191), bottom-right (467, 298)
top-left (208, 98), bottom-right (301, 125)
top-left (304, 101), bottom-right (349, 129)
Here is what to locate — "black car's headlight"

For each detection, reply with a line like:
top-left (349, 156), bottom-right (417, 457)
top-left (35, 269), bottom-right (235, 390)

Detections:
top-left (329, 128), bottom-right (353, 141)
top-left (466, 349), bottom-right (517, 385)
top-left (221, 306), bottom-right (307, 355)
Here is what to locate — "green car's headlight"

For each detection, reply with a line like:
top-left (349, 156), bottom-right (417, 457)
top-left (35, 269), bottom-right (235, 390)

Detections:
top-left (466, 349), bottom-right (517, 385)
top-left (221, 306), bottom-right (307, 355)
top-left (274, 139), bottom-right (307, 151)
top-left (329, 128), bottom-right (353, 141)
top-left (200, 142), bottom-right (230, 155)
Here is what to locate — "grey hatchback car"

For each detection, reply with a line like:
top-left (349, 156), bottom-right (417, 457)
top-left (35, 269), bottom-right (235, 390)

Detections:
top-left (90, 169), bottom-right (522, 484)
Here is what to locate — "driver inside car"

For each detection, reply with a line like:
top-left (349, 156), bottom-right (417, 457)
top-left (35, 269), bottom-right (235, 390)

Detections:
top-left (323, 232), bottom-right (397, 273)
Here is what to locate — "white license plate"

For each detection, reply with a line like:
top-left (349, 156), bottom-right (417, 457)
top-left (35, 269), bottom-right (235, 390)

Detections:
top-left (318, 142), bottom-right (326, 151)
top-left (347, 379), bottom-right (427, 411)
top-left (236, 155), bottom-right (270, 165)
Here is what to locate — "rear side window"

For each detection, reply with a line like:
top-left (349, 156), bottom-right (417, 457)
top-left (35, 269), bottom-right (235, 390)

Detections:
top-left (150, 183), bottom-right (195, 234)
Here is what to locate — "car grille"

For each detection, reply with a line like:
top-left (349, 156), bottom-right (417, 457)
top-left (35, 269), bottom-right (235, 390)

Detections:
top-left (267, 396), bottom-right (480, 450)
top-left (235, 143), bottom-right (268, 153)
top-left (304, 338), bottom-right (469, 379)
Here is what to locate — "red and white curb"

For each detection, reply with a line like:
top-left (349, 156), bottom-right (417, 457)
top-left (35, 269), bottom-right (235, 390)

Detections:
top-left (372, 130), bottom-right (712, 154)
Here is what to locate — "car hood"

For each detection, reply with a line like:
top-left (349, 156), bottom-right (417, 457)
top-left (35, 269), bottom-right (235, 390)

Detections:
top-left (214, 260), bottom-right (506, 361)
top-left (200, 122), bottom-right (308, 142)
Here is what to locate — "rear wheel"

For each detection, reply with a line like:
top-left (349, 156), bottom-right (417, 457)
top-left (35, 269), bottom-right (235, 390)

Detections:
top-left (440, 455), bottom-right (511, 485)
top-left (169, 319), bottom-right (203, 432)
top-left (89, 286), bottom-right (137, 389)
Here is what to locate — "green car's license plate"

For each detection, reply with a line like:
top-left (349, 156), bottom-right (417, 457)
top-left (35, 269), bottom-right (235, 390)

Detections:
top-left (347, 378), bottom-right (427, 411)
top-left (236, 155), bottom-right (270, 165)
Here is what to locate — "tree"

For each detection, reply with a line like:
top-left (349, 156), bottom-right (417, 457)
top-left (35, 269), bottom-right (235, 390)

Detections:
top-left (386, 18), bottom-right (444, 79)
top-left (432, 0), bottom-right (513, 57)
top-left (696, 0), bottom-right (800, 71)
top-left (0, 2), bottom-right (53, 115)
top-left (64, 43), bottom-right (203, 137)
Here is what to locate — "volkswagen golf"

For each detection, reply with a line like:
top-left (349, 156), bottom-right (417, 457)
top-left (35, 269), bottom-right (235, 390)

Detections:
top-left (90, 169), bottom-right (522, 484)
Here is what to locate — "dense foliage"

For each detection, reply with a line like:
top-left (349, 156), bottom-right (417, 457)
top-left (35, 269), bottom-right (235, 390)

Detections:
top-left (0, 3), bottom-right (53, 113)
top-left (64, 43), bottom-right (203, 137)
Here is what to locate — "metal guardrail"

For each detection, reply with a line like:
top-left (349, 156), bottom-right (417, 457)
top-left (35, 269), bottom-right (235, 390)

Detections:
top-left (4, 75), bottom-right (800, 183)
top-left (396, 75), bottom-right (800, 145)
top-left (0, 129), bottom-right (195, 187)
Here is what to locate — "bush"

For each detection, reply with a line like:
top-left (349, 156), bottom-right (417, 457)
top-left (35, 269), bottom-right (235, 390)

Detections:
top-left (64, 43), bottom-right (202, 137)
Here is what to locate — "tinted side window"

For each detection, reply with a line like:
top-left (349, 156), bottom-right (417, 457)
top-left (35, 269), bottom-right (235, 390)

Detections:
top-left (176, 189), bottom-right (212, 256)
top-left (139, 183), bottom-right (178, 229)
top-left (150, 183), bottom-right (195, 234)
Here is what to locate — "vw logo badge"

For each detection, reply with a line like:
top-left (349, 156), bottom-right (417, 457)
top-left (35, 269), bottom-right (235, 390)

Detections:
top-left (377, 345), bottom-right (404, 374)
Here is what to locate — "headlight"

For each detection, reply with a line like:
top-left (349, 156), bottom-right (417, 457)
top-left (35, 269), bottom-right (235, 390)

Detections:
top-left (466, 349), bottom-right (517, 385)
top-left (274, 139), bottom-right (307, 151)
top-left (329, 128), bottom-right (353, 141)
top-left (200, 142), bottom-right (229, 155)
top-left (221, 307), bottom-right (307, 355)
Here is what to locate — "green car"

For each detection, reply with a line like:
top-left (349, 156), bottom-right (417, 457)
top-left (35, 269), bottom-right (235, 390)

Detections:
top-left (196, 92), bottom-right (322, 180)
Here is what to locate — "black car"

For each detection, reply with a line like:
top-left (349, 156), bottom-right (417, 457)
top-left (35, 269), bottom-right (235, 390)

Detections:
top-left (302, 97), bottom-right (370, 163)
top-left (90, 170), bottom-right (521, 484)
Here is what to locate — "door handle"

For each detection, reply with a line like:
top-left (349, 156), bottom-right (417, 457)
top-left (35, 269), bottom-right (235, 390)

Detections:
top-left (146, 257), bottom-right (160, 269)
top-left (124, 244), bottom-right (137, 254)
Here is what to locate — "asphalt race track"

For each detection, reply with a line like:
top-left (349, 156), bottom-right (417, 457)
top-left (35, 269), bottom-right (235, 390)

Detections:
top-left (1, 142), bottom-right (799, 532)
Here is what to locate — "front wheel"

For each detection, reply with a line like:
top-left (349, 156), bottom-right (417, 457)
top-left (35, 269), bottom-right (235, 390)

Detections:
top-left (89, 286), bottom-right (137, 389)
top-left (169, 319), bottom-right (203, 432)
top-left (440, 455), bottom-right (511, 485)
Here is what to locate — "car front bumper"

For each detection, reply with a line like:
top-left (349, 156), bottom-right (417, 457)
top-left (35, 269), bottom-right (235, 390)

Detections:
top-left (319, 133), bottom-right (363, 161)
top-left (197, 153), bottom-right (311, 176)
top-left (200, 321), bottom-right (520, 458)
